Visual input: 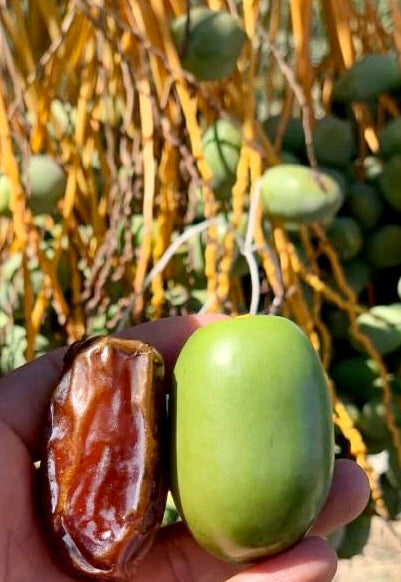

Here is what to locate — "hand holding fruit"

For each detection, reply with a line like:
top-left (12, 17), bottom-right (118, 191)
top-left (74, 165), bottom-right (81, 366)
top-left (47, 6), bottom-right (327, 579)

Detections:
top-left (0, 315), bottom-right (370, 582)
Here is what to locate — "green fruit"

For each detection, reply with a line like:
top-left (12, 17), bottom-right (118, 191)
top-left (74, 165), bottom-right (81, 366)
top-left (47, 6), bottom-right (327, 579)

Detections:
top-left (118, 165), bottom-right (135, 183)
top-left (346, 182), bottom-right (383, 230)
top-left (42, 240), bottom-right (71, 293)
top-left (343, 401), bottom-right (362, 426)
top-left (0, 173), bottom-right (10, 215)
top-left (378, 155), bottom-right (401, 212)
top-left (362, 156), bottom-right (384, 182)
top-left (313, 116), bottom-right (355, 168)
top-left (49, 99), bottom-right (76, 138)
top-left (130, 214), bottom-right (158, 248)
top-left (388, 348), bottom-right (401, 378)
top-left (354, 304), bottom-right (401, 355)
top-left (170, 315), bottom-right (334, 561)
top-left (200, 213), bottom-right (252, 278)
top-left (30, 100), bottom-right (76, 141)
top-left (260, 165), bottom-right (343, 224)
top-left (280, 151), bottom-right (300, 164)
top-left (359, 396), bottom-right (401, 441)
top-left (331, 357), bottom-right (379, 404)
top-left (1, 252), bottom-right (22, 280)
top-left (202, 119), bottom-right (242, 200)
top-left (171, 8), bottom-right (247, 81)
top-left (214, 212), bottom-right (248, 243)
top-left (95, 95), bottom-right (124, 127)
top-left (0, 253), bottom-right (24, 319)
top-left (0, 155), bottom-right (66, 215)
top-left (387, 444), bottom-right (401, 490)
top-left (366, 224), bottom-right (401, 268)
top-left (381, 472), bottom-right (401, 519)
top-left (188, 185), bottom-right (206, 221)
top-left (118, 215), bottom-right (158, 254)
top-left (342, 258), bottom-right (371, 295)
top-left (336, 514), bottom-right (371, 559)
top-left (184, 228), bottom-right (205, 277)
top-left (325, 308), bottom-right (350, 340)
top-left (28, 155), bottom-right (66, 214)
top-left (0, 325), bottom-right (28, 373)
top-left (318, 166), bottom-right (347, 197)
top-left (326, 217), bottom-right (363, 262)
top-left (379, 118), bottom-right (401, 159)
top-left (332, 53), bottom-right (401, 102)
top-left (262, 115), bottom-right (305, 154)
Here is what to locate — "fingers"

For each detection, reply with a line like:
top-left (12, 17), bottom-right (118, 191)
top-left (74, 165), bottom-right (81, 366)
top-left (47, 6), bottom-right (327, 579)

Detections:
top-left (309, 459), bottom-right (370, 537)
top-left (133, 458), bottom-right (367, 582)
top-left (131, 522), bottom-right (242, 582)
top-left (132, 524), bottom-right (337, 582)
top-left (226, 537), bottom-right (337, 582)
top-left (0, 314), bottom-right (225, 457)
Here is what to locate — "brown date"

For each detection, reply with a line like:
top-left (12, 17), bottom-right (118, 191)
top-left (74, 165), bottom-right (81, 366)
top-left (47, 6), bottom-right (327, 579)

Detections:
top-left (41, 336), bottom-right (167, 581)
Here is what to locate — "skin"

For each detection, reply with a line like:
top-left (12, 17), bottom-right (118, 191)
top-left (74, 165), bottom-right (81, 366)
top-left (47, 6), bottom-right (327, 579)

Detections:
top-left (0, 314), bottom-right (370, 582)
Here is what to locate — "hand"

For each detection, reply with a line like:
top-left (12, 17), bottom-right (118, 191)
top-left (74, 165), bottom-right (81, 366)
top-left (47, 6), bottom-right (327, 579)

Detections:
top-left (0, 314), bottom-right (370, 582)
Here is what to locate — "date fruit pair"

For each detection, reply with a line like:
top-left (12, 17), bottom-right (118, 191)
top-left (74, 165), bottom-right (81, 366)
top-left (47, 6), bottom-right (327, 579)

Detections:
top-left (42, 316), bottom-right (334, 580)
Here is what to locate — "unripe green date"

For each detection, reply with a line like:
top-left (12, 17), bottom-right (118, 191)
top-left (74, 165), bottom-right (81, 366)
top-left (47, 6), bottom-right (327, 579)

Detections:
top-left (170, 315), bottom-right (334, 562)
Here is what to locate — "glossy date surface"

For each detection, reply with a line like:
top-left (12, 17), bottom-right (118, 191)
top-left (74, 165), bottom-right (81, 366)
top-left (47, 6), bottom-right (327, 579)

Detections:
top-left (42, 336), bottom-right (167, 581)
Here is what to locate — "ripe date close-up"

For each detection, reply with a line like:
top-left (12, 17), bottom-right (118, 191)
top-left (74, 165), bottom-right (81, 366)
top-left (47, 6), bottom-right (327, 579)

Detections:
top-left (41, 336), bottom-right (167, 581)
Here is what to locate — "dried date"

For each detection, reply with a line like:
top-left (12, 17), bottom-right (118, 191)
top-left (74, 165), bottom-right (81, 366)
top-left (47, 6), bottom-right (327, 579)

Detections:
top-left (41, 336), bottom-right (167, 581)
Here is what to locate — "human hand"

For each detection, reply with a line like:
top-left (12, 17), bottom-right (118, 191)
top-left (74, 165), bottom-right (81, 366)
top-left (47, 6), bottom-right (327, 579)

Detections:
top-left (0, 314), bottom-right (370, 582)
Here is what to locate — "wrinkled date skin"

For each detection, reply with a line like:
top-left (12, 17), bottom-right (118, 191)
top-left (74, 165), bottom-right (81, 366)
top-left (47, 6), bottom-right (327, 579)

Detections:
top-left (41, 336), bottom-right (167, 581)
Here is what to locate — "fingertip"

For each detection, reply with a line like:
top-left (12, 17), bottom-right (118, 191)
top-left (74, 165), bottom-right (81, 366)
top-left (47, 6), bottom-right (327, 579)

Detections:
top-left (334, 458), bottom-right (370, 501)
top-left (227, 537), bottom-right (337, 582)
top-left (334, 458), bottom-right (371, 522)
top-left (310, 459), bottom-right (371, 537)
top-left (297, 537), bottom-right (338, 581)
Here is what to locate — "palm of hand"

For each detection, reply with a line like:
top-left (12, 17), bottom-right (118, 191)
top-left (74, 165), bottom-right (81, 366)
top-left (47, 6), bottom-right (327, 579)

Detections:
top-left (0, 421), bottom-right (70, 581)
top-left (0, 315), bottom-right (370, 582)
